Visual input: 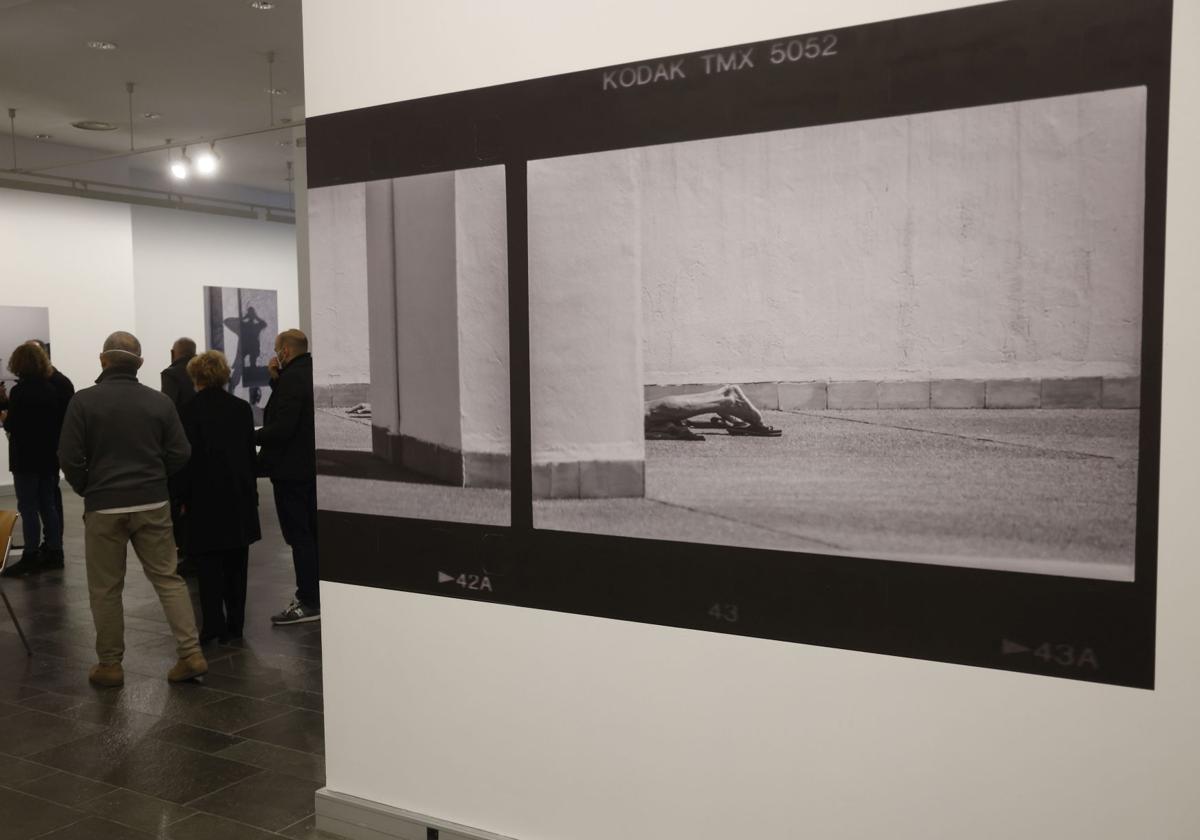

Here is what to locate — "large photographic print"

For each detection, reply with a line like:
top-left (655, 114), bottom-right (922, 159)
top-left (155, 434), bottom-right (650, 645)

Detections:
top-left (0, 306), bottom-right (51, 380)
top-left (310, 0), bottom-right (1170, 686)
top-left (310, 167), bottom-right (511, 526)
top-left (530, 88), bottom-right (1145, 581)
top-left (204, 286), bottom-right (278, 424)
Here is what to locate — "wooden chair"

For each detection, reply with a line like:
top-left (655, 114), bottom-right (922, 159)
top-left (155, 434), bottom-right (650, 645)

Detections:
top-left (0, 510), bottom-right (32, 656)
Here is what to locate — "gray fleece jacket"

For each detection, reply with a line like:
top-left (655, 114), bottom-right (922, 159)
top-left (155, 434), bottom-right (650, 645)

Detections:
top-left (57, 366), bottom-right (192, 512)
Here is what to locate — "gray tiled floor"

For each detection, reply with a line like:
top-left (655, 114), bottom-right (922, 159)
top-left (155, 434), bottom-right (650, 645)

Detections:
top-left (0, 481), bottom-right (332, 839)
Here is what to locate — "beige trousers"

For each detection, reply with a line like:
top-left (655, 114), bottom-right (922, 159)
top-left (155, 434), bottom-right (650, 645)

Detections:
top-left (84, 504), bottom-right (200, 664)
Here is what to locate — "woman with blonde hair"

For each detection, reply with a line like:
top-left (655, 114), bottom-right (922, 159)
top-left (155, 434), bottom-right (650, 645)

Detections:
top-left (175, 350), bottom-right (261, 642)
top-left (0, 342), bottom-right (64, 577)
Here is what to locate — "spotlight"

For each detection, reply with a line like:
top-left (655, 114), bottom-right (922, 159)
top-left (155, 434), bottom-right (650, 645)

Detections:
top-left (169, 145), bottom-right (191, 180)
top-left (196, 144), bottom-right (220, 176)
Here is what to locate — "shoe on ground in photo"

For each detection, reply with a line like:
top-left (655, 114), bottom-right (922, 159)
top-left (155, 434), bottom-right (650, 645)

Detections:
top-left (271, 599), bottom-right (321, 625)
top-left (167, 652), bottom-right (209, 682)
top-left (88, 662), bottom-right (125, 688)
top-left (0, 550), bottom-right (43, 578)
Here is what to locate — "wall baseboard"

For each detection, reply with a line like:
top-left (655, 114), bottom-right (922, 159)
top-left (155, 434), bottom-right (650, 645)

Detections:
top-left (316, 788), bottom-right (518, 840)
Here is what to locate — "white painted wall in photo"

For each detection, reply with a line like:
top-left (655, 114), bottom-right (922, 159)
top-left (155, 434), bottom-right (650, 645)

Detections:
top-left (364, 180), bottom-right (399, 432)
top-left (305, 3), bottom-right (1200, 840)
top-left (0, 189), bottom-right (136, 485)
top-left (394, 172), bottom-right (463, 452)
top-left (624, 88), bottom-right (1144, 384)
top-left (130, 206), bottom-right (299, 379)
top-left (308, 183), bottom-right (372, 391)
top-left (529, 151), bottom-right (646, 464)
top-left (455, 166), bottom-right (511, 456)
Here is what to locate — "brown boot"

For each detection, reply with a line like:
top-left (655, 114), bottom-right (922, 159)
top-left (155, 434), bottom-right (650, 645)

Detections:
top-left (167, 653), bottom-right (208, 683)
top-left (88, 662), bottom-right (124, 688)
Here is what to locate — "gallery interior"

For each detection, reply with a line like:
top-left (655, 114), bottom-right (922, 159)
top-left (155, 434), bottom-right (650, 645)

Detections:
top-left (2, 1), bottom-right (1199, 839)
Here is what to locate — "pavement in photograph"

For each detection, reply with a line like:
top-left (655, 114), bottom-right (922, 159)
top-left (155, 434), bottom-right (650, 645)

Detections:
top-left (316, 407), bottom-right (511, 527)
top-left (534, 409), bottom-right (1140, 579)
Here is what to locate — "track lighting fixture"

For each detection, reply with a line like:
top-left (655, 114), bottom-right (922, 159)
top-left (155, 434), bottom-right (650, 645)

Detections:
top-left (196, 142), bottom-right (220, 176)
top-left (168, 143), bottom-right (190, 180)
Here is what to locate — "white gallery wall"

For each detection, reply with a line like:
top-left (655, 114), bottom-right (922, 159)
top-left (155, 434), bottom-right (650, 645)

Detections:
top-left (304, 2), bottom-right (1200, 840)
top-left (0, 188), bottom-right (297, 485)
top-left (131, 206), bottom-right (299, 375)
top-left (0, 189), bottom-right (136, 484)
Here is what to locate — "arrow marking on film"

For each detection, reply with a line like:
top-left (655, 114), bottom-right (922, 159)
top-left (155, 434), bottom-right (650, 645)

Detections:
top-left (437, 572), bottom-right (455, 584)
top-left (1001, 639), bottom-right (1030, 655)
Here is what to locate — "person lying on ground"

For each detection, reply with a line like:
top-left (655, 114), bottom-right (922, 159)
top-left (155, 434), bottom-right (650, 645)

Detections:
top-left (644, 384), bottom-right (781, 440)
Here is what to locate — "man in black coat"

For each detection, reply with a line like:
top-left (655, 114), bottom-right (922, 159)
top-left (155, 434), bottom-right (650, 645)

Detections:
top-left (161, 338), bottom-right (197, 411)
top-left (176, 351), bottom-right (261, 643)
top-left (161, 337), bottom-right (197, 575)
top-left (256, 329), bottom-right (319, 625)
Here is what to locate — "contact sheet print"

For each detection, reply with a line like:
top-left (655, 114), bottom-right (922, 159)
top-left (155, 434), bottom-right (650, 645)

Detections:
top-left (308, 0), bottom-right (1171, 688)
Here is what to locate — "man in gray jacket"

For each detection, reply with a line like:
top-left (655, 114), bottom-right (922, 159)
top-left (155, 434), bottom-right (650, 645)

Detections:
top-left (58, 331), bottom-right (207, 688)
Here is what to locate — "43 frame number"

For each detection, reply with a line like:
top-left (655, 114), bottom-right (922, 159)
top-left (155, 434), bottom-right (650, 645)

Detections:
top-left (708, 603), bottom-right (740, 623)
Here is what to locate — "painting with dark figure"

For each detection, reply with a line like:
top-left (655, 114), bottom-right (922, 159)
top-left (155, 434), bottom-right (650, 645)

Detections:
top-left (203, 287), bottom-right (278, 424)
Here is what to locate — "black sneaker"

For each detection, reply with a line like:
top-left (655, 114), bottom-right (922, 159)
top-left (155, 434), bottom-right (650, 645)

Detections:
top-left (0, 551), bottom-right (42, 578)
top-left (38, 545), bottom-right (64, 569)
top-left (271, 599), bottom-right (321, 625)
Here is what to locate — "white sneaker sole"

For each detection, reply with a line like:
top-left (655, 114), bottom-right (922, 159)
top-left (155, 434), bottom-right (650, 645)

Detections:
top-left (271, 613), bottom-right (321, 625)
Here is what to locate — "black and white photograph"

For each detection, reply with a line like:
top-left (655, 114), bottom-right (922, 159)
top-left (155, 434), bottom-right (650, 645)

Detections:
top-left (204, 285), bottom-right (277, 424)
top-left (309, 166), bottom-right (511, 526)
top-left (0, 305), bottom-right (51, 381)
top-left (529, 87), bottom-right (1147, 581)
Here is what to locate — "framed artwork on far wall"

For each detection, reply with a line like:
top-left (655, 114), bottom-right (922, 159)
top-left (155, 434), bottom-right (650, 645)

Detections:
top-left (203, 286), bottom-right (278, 424)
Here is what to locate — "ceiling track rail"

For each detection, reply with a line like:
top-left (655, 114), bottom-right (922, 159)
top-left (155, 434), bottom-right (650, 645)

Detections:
top-left (0, 172), bottom-right (295, 224)
top-left (5, 120), bottom-right (306, 175)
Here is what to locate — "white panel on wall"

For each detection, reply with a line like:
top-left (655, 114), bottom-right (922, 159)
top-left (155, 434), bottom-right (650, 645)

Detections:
top-left (304, 1), bottom-right (1200, 839)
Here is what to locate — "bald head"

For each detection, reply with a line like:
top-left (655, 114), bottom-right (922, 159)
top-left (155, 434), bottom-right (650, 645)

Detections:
top-left (100, 331), bottom-right (144, 370)
top-left (171, 337), bottom-right (196, 361)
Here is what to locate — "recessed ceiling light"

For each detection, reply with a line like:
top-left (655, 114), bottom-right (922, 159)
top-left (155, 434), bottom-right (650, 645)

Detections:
top-left (34, 134), bottom-right (52, 140)
top-left (278, 139), bottom-right (292, 147)
top-left (87, 40), bottom-right (117, 50)
top-left (71, 120), bottom-right (119, 131)
top-left (142, 112), bottom-right (162, 119)
top-left (266, 88), bottom-right (287, 96)
top-left (250, 0), bottom-right (275, 8)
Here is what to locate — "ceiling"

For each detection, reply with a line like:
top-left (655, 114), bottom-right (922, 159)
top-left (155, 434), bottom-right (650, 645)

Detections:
top-left (0, 0), bottom-right (304, 196)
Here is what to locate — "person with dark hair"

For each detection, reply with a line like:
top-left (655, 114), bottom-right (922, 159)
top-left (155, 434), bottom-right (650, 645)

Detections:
top-left (257, 328), bottom-right (319, 625)
top-left (161, 337), bottom-right (199, 576)
top-left (28, 339), bottom-right (74, 567)
top-left (0, 343), bottom-right (64, 578)
top-left (177, 350), bottom-right (261, 643)
top-left (57, 331), bottom-right (207, 687)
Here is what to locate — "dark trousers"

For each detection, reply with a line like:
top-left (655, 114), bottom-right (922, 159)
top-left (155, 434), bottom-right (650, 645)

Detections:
top-left (12, 471), bottom-right (62, 558)
top-left (53, 482), bottom-right (64, 546)
top-left (272, 478), bottom-right (319, 608)
top-left (169, 496), bottom-right (187, 554)
top-left (196, 546), bottom-right (249, 638)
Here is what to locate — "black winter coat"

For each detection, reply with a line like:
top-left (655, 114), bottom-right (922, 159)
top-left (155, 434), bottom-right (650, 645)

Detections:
top-left (3, 377), bottom-right (62, 473)
top-left (255, 353), bottom-right (316, 481)
top-left (177, 387), bottom-right (262, 553)
top-left (161, 355), bottom-right (196, 412)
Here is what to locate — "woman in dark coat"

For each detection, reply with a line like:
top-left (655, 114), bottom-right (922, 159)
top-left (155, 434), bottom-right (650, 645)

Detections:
top-left (0, 343), bottom-right (64, 577)
top-left (176, 350), bottom-right (261, 642)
